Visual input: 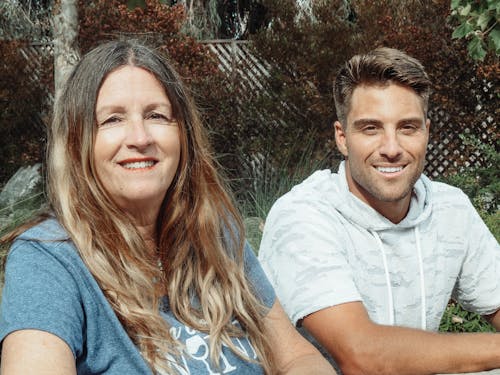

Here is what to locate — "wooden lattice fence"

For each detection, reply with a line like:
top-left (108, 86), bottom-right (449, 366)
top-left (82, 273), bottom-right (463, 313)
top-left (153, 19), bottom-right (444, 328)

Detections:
top-left (203, 40), bottom-right (498, 179)
top-left (7, 39), bottom-right (498, 179)
top-left (202, 39), bottom-right (271, 101)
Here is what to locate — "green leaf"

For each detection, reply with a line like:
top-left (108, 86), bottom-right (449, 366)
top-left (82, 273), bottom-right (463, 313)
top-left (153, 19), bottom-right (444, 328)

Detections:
top-left (476, 12), bottom-right (492, 31)
top-left (459, 3), bottom-right (472, 16)
top-left (450, 0), bottom-right (462, 11)
top-left (452, 22), bottom-right (474, 39)
top-left (486, 0), bottom-right (499, 10)
top-left (488, 26), bottom-right (500, 53)
top-left (467, 36), bottom-right (487, 61)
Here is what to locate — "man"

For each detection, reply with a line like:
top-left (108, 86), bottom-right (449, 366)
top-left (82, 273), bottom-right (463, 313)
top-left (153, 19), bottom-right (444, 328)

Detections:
top-left (258, 47), bottom-right (500, 375)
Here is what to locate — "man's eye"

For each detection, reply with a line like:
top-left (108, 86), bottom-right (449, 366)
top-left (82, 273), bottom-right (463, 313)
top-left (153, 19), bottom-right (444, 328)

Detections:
top-left (401, 124), bottom-right (418, 133)
top-left (362, 126), bottom-right (378, 134)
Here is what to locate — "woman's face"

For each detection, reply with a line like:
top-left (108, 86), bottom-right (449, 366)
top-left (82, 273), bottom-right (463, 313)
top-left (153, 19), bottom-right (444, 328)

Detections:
top-left (93, 65), bottom-right (181, 219)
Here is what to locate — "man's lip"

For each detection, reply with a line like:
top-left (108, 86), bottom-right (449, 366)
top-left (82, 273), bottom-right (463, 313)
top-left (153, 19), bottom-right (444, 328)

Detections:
top-left (373, 164), bottom-right (407, 173)
top-left (373, 163), bottom-right (407, 168)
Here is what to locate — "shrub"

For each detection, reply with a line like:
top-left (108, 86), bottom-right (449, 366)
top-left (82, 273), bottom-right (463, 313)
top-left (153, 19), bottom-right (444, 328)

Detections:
top-left (0, 40), bottom-right (50, 185)
top-left (240, 0), bottom-right (498, 183)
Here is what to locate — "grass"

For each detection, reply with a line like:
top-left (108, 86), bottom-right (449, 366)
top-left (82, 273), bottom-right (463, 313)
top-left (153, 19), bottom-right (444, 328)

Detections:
top-left (239, 138), bottom-right (335, 251)
top-left (440, 301), bottom-right (495, 333)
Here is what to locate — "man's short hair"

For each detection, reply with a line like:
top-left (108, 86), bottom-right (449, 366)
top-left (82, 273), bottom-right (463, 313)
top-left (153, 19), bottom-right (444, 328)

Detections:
top-left (333, 47), bottom-right (432, 126)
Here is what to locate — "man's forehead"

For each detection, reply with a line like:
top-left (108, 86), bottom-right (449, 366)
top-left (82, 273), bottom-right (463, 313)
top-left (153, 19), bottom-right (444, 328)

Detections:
top-left (346, 83), bottom-right (426, 122)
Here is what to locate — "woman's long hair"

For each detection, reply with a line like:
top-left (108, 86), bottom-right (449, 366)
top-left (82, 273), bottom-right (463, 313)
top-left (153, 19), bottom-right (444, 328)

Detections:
top-left (44, 40), bottom-right (274, 373)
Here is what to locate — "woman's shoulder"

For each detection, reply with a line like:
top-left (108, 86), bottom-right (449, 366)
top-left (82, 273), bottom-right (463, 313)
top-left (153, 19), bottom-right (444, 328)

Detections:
top-left (8, 217), bottom-right (81, 273)
top-left (16, 217), bottom-right (70, 242)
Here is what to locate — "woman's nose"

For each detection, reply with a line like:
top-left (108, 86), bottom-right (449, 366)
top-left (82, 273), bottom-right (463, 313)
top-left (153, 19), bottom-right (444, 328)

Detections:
top-left (125, 117), bottom-right (153, 149)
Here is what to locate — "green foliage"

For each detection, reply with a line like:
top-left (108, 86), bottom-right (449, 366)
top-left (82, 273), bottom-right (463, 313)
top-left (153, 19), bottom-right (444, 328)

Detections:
top-left (440, 301), bottom-right (495, 332)
top-left (449, 0), bottom-right (500, 61)
top-left (0, 193), bottom-right (46, 237)
top-left (439, 134), bottom-right (499, 220)
top-left (437, 134), bottom-right (498, 333)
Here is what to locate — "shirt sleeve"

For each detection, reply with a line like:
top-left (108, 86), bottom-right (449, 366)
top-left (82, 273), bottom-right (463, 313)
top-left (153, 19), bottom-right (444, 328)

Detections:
top-left (258, 195), bottom-right (362, 325)
top-left (0, 239), bottom-right (84, 357)
top-left (243, 241), bottom-right (276, 310)
top-left (452, 196), bottom-right (500, 315)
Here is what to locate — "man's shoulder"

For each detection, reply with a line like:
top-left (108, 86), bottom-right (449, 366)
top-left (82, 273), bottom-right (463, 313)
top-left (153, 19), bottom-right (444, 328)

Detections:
top-left (275, 169), bottom-right (341, 206)
top-left (425, 178), bottom-right (470, 206)
top-left (262, 168), bottom-right (346, 238)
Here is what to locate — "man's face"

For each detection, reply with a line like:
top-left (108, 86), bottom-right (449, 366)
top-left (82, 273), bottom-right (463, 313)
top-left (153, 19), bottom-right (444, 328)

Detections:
top-left (334, 83), bottom-right (430, 222)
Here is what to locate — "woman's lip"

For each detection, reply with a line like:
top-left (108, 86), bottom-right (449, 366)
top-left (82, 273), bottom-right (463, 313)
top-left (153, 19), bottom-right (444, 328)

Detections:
top-left (118, 157), bottom-right (158, 164)
top-left (118, 158), bottom-right (158, 170)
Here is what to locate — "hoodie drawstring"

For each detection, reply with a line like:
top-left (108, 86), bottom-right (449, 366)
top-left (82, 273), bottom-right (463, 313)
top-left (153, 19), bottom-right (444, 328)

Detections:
top-left (371, 230), bottom-right (395, 325)
top-left (415, 226), bottom-right (426, 330)
top-left (371, 229), bottom-right (426, 330)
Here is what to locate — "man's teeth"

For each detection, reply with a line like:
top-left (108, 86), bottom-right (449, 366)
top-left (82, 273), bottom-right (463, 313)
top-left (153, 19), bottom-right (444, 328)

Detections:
top-left (122, 161), bottom-right (155, 169)
top-left (377, 166), bottom-right (403, 173)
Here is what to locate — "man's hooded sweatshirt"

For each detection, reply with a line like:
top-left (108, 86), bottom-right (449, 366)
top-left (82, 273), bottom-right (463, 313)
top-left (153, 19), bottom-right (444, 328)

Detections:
top-left (259, 161), bottom-right (500, 331)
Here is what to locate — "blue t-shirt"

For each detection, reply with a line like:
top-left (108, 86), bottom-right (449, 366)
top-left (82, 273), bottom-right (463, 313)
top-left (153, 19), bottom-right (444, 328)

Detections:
top-left (0, 219), bottom-right (276, 374)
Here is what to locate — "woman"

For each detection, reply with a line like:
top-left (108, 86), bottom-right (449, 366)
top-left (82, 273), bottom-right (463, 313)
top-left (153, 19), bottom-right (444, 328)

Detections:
top-left (0, 40), bottom-right (335, 374)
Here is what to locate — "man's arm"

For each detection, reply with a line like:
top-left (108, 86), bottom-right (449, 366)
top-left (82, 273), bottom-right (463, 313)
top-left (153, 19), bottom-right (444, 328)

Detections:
top-left (302, 301), bottom-right (500, 375)
top-left (486, 309), bottom-right (500, 331)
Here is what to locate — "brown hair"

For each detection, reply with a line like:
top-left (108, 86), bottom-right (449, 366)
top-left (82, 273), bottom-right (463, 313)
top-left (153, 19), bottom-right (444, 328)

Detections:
top-left (333, 47), bottom-right (432, 125)
top-left (15, 40), bottom-right (274, 373)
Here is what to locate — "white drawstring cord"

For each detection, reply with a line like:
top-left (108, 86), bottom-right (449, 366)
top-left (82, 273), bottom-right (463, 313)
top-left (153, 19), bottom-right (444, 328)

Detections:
top-left (371, 228), bottom-right (426, 329)
top-left (371, 230), bottom-right (395, 325)
top-left (415, 226), bottom-right (427, 330)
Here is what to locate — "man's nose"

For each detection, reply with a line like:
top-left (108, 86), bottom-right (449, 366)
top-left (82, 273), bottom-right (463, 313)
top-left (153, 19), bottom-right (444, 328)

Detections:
top-left (379, 131), bottom-right (403, 159)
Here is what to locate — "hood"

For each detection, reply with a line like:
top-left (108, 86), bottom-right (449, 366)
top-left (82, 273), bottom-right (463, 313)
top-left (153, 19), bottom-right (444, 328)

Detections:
top-left (327, 161), bottom-right (432, 329)
top-left (330, 161), bottom-right (433, 231)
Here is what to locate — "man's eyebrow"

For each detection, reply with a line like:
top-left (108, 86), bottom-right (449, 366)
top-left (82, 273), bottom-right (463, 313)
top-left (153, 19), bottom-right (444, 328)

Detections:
top-left (397, 117), bottom-right (425, 125)
top-left (352, 118), bottom-right (383, 128)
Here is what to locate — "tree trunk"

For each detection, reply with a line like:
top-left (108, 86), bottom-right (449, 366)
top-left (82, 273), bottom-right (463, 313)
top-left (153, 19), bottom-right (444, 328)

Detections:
top-left (53, 0), bottom-right (79, 99)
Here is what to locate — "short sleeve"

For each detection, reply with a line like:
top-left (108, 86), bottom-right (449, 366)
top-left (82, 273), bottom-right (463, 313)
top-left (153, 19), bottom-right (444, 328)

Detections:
top-left (243, 242), bottom-right (276, 310)
top-left (0, 239), bottom-right (84, 357)
top-left (452, 198), bottom-right (500, 315)
top-left (259, 196), bottom-right (362, 325)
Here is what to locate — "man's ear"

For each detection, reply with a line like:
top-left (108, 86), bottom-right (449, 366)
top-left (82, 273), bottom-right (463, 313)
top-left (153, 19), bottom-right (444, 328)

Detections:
top-left (424, 118), bottom-right (431, 142)
top-left (334, 121), bottom-right (348, 157)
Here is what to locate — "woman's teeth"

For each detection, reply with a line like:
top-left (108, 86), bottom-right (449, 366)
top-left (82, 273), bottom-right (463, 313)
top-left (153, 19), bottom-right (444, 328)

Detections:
top-left (122, 161), bottom-right (155, 169)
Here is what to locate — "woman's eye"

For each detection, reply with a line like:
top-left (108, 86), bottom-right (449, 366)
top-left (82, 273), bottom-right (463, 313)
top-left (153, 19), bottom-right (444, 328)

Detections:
top-left (100, 116), bottom-right (121, 126)
top-left (150, 112), bottom-right (166, 120)
top-left (147, 112), bottom-right (171, 122)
